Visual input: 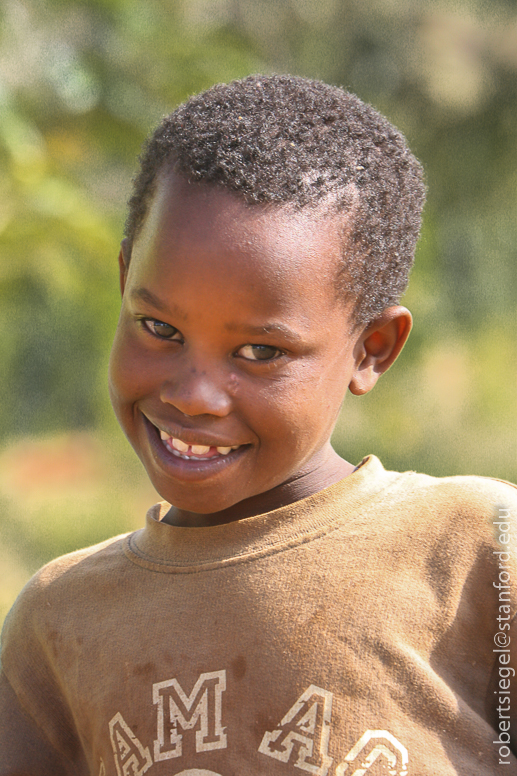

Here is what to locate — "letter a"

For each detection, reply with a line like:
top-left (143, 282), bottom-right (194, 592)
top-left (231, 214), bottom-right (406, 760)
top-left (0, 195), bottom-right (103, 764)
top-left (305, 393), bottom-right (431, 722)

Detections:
top-left (109, 712), bottom-right (153, 776)
top-left (258, 685), bottom-right (333, 775)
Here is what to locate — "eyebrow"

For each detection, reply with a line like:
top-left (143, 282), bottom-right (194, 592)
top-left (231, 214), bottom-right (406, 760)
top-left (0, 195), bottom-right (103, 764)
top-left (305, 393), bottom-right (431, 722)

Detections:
top-left (130, 287), bottom-right (172, 314)
top-left (227, 322), bottom-right (304, 344)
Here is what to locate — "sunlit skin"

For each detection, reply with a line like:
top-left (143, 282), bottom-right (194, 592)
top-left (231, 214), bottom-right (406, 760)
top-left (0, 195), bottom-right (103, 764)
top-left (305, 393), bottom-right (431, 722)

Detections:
top-left (109, 171), bottom-right (412, 527)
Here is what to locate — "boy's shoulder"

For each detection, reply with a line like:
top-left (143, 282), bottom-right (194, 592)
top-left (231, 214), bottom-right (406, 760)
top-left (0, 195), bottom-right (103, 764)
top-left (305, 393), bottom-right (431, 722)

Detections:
top-left (345, 457), bottom-right (517, 552)
top-left (1, 532), bottom-right (130, 644)
top-left (30, 530), bottom-right (129, 588)
top-left (378, 464), bottom-right (517, 531)
top-left (394, 467), bottom-right (517, 507)
top-left (352, 455), bottom-right (517, 510)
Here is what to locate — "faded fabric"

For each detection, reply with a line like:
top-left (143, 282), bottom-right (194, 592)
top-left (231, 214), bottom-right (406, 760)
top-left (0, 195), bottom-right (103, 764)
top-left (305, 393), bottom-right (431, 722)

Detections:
top-left (1, 455), bottom-right (516, 775)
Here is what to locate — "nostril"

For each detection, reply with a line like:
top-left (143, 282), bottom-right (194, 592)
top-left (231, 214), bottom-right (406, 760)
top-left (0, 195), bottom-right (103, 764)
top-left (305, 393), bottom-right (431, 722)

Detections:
top-left (160, 373), bottom-right (232, 418)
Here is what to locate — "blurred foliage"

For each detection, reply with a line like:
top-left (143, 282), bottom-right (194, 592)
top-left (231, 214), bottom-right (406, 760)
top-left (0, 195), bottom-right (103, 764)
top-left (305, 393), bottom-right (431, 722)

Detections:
top-left (1, 0), bottom-right (516, 624)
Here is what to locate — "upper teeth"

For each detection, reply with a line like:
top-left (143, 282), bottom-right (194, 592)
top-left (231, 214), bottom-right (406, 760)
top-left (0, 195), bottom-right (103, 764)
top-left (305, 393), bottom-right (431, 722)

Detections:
top-left (159, 429), bottom-right (238, 456)
top-left (191, 444), bottom-right (210, 455)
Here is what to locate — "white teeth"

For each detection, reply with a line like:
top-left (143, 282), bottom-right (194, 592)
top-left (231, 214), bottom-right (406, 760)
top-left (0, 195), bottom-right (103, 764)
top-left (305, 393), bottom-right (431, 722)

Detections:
top-left (191, 444), bottom-right (210, 455)
top-left (171, 450), bottom-right (192, 460)
top-left (172, 438), bottom-right (189, 452)
top-left (158, 426), bottom-right (240, 457)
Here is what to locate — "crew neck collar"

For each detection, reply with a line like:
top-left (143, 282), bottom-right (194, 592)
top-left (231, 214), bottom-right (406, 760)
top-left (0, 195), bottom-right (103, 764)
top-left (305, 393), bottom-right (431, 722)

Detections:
top-left (123, 455), bottom-right (397, 573)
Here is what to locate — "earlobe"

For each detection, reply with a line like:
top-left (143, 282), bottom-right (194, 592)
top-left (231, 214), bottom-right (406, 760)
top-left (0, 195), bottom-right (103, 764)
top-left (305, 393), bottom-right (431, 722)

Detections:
top-left (349, 306), bottom-right (412, 396)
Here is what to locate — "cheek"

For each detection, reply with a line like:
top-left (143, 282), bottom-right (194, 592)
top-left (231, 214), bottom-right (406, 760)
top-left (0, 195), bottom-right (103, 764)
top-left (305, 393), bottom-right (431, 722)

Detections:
top-left (250, 372), bottom-right (338, 440)
top-left (109, 328), bottom-right (151, 406)
top-left (275, 366), bottom-right (348, 436)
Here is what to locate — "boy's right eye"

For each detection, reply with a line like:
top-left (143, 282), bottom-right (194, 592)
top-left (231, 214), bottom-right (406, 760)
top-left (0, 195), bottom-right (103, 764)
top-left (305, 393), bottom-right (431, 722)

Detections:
top-left (142, 318), bottom-right (182, 340)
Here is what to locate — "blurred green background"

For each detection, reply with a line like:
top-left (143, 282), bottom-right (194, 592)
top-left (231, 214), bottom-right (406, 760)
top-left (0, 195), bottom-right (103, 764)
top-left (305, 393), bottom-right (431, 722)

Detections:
top-left (1, 0), bottom-right (516, 625)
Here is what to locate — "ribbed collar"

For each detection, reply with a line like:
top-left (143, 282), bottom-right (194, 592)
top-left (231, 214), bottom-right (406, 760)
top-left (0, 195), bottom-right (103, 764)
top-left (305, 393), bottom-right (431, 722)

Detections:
top-left (123, 456), bottom-right (400, 573)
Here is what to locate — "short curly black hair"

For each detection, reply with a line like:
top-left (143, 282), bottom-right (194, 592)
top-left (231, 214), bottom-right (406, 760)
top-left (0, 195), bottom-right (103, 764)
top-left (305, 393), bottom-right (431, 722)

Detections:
top-left (124, 74), bottom-right (425, 325)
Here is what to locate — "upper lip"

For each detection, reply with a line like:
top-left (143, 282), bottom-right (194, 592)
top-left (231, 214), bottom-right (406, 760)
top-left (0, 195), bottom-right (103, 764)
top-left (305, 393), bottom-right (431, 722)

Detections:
top-left (142, 413), bottom-right (246, 449)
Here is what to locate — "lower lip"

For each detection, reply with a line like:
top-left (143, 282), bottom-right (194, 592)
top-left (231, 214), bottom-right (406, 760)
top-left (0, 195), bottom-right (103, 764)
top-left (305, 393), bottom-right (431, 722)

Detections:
top-left (143, 417), bottom-right (247, 480)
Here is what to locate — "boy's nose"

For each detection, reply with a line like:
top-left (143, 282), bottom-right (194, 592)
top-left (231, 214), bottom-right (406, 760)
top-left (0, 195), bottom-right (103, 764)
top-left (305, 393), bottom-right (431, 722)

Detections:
top-left (159, 363), bottom-right (232, 418)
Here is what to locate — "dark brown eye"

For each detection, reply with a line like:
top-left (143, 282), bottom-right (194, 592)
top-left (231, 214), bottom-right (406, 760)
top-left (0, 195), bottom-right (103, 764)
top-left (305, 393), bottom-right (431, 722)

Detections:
top-left (144, 319), bottom-right (182, 340)
top-left (238, 344), bottom-right (282, 361)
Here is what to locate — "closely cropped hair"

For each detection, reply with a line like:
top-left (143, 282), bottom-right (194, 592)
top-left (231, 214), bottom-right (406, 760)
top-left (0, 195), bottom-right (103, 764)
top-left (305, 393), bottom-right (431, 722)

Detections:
top-left (125, 74), bottom-right (425, 324)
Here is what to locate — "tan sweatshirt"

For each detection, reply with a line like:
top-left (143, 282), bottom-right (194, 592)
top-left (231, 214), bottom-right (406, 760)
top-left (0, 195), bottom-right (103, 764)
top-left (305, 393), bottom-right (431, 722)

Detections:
top-left (1, 456), bottom-right (516, 775)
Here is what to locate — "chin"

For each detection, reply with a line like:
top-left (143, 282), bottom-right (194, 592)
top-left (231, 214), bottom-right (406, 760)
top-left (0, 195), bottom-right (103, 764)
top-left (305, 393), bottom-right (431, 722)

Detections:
top-left (149, 477), bottom-right (243, 516)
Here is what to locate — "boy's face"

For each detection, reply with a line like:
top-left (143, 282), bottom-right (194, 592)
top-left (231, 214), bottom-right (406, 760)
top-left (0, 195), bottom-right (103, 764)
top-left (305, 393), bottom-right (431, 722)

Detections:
top-left (109, 172), bottom-right (407, 524)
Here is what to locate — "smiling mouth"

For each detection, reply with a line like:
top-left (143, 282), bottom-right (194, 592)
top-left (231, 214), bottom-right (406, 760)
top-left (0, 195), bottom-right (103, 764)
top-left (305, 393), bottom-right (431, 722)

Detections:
top-left (157, 428), bottom-right (242, 461)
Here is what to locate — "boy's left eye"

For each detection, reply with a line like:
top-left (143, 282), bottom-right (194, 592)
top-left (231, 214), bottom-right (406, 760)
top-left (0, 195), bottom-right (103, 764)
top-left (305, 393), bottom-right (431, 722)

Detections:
top-left (143, 319), bottom-right (182, 340)
top-left (237, 344), bottom-right (283, 361)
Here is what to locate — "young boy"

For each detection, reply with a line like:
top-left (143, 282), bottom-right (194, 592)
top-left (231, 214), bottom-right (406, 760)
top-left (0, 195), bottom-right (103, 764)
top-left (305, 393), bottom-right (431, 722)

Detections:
top-left (0, 75), bottom-right (515, 775)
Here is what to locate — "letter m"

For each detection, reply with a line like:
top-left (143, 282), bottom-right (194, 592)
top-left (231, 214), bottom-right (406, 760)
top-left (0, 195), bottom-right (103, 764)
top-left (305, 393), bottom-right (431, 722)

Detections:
top-left (153, 670), bottom-right (227, 762)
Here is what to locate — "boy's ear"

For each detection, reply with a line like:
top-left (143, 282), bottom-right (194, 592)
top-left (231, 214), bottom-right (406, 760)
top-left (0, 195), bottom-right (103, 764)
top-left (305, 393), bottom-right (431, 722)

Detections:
top-left (118, 239), bottom-right (130, 297)
top-left (349, 306), bottom-right (412, 396)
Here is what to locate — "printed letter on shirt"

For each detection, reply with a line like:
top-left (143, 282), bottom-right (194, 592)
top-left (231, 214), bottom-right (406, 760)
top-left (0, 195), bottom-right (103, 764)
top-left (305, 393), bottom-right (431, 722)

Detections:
top-left (175, 771), bottom-right (223, 776)
top-left (109, 712), bottom-right (153, 776)
top-left (153, 670), bottom-right (227, 762)
top-left (258, 684), bottom-right (333, 775)
top-left (335, 730), bottom-right (409, 776)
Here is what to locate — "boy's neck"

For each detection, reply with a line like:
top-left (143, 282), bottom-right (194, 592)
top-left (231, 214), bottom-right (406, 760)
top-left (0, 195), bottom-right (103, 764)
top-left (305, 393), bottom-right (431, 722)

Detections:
top-left (161, 445), bottom-right (355, 528)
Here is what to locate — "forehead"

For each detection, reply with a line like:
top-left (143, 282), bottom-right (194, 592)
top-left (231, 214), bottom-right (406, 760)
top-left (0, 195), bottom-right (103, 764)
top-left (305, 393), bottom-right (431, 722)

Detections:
top-left (132, 171), bottom-right (350, 292)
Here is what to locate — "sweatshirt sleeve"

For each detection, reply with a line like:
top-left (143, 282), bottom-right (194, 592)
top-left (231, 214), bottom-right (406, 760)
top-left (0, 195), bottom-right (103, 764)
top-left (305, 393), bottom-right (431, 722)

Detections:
top-left (0, 567), bottom-right (88, 776)
top-left (0, 670), bottom-right (76, 776)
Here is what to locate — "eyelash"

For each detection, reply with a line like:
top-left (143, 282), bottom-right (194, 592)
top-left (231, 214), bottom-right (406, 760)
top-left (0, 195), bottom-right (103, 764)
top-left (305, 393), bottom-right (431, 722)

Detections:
top-left (138, 318), bottom-right (285, 363)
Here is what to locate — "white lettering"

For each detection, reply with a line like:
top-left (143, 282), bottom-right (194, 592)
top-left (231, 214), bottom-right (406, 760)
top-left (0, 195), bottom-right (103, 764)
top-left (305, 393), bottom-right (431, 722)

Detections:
top-left (335, 730), bottom-right (408, 776)
top-left (153, 670), bottom-right (227, 762)
top-left (258, 685), bottom-right (333, 775)
top-left (175, 771), bottom-right (223, 776)
top-left (109, 712), bottom-right (153, 776)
